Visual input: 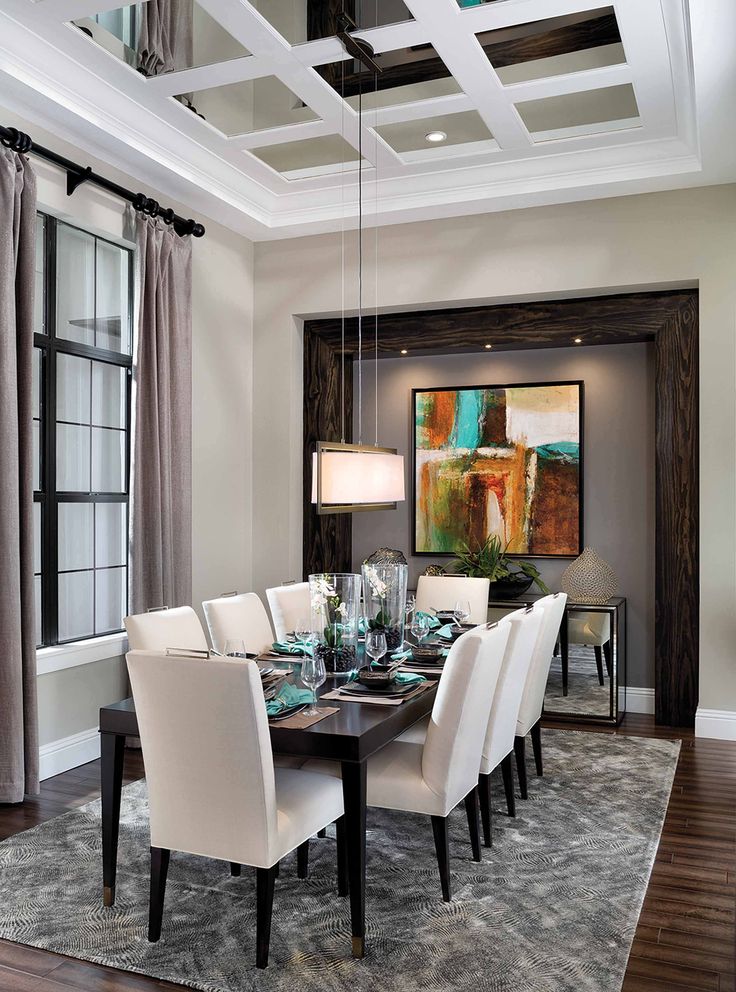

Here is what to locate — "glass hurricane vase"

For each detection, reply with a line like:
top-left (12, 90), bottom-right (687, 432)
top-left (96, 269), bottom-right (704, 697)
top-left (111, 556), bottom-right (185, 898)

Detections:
top-left (361, 562), bottom-right (408, 653)
top-left (308, 572), bottom-right (361, 678)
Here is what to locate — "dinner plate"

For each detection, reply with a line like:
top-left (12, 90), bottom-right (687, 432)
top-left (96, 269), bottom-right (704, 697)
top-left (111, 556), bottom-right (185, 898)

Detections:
top-left (341, 681), bottom-right (418, 698)
top-left (268, 702), bottom-right (309, 721)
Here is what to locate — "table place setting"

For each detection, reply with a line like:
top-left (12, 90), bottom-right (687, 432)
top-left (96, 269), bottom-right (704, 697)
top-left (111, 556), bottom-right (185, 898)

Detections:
top-left (321, 630), bottom-right (431, 706)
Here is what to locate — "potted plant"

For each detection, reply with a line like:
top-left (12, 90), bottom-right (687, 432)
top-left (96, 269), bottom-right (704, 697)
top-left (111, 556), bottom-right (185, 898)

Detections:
top-left (309, 573), bottom-right (360, 676)
top-left (450, 535), bottom-right (550, 599)
top-left (361, 562), bottom-right (408, 651)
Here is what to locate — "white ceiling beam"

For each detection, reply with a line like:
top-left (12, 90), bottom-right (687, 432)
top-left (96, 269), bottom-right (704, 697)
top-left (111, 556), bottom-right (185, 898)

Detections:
top-left (145, 55), bottom-right (270, 98)
top-left (39, 0), bottom-right (136, 22)
top-left (456, 0), bottom-right (611, 34)
top-left (504, 62), bottom-right (633, 103)
top-left (372, 92), bottom-right (474, 127)
top-left (612, 0), bottom-right (677, 131)
top-left (228, 118), bottom-right (333, 151)
top-left (291, 19), bottom-right (429, 68)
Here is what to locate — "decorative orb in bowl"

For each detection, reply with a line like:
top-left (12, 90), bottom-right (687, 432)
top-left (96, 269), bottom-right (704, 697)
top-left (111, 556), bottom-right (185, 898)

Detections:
top-left (488, 575), bottom-right (534, 600)
top-left (358, 668), bottom-right (396, 688)
top-left (411, 644), bottom-right (444, 664)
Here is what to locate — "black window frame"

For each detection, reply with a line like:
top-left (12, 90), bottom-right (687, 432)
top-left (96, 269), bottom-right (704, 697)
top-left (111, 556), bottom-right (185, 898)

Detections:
top-left (34, 212), bottom-right (134, 648)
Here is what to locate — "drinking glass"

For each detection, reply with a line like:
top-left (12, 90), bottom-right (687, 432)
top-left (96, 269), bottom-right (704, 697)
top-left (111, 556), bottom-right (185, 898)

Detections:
top-left (411, 613), bottom-right (430, 644)
top-left (365, 629), bottom-right (388, 668)
top-left (300, 653), bottom-right (327, 716)
top-left (223, 638), bottom-right (246, 659)
top-left (404, 594), bottom-right (416, 623)
top-left (295, 617), bottom-right (315, 655)
top-left (453, 599), bottom-right (471, 628)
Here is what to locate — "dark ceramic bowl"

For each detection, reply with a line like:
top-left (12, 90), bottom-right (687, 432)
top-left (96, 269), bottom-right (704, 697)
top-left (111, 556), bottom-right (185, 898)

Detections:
top-left (488, 575), bottom-right (534, 600)
top-left (411, 644), bottom-right (444, 664)
top-left (358, 668), bottom-right (397, 688)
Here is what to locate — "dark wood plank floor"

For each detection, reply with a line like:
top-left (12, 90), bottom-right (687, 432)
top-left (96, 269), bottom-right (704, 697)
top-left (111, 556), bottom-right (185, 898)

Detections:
top-left (0, 715), bottom-right (733, 991)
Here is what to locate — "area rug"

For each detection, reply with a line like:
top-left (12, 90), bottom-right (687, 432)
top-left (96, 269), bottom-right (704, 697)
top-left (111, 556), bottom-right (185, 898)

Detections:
top-left (0, 730), bottom-right (680, 992)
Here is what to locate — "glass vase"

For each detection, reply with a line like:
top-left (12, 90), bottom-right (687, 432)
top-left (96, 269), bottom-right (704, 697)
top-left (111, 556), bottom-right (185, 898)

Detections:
top-left (361, 562), bottom-right (408, 653)
top-left (308, 573), bottom-right (361, 678)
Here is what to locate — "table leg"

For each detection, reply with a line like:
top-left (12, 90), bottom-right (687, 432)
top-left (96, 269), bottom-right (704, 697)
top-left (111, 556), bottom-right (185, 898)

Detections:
top-left (560, 617), bottom-right (569, 697)
top-left (101, 731), bottom-right (125, 907)
top-left (341, 760), bottom-right (367, 959)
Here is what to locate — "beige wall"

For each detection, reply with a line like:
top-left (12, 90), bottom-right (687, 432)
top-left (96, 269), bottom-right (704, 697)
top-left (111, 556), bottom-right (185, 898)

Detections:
top-left (253, 184), bottom-right (736, 716)
top-left (1, 107), bottom-right (255, 750)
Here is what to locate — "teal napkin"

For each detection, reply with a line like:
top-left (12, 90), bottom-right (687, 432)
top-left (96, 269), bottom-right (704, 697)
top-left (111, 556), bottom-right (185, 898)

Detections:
top-left (271, 641), bottom-right (313, 656)
top-left (437, 623), bottom-right (460, 639)
top-left (266, 682), bottom-right (313, 716)
top-left (392, 647), bottom-right (449, 662)
top-left (415, 611), bottom-right (441, 629)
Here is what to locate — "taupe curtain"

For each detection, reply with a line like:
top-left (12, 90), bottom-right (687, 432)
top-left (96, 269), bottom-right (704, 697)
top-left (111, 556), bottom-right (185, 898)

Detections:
top-left (137, 0), bottom-right (193, 77)
top-left (131, 216), bottom-right (192, 614)
top-left (0, 148), bottom-right (39, 803)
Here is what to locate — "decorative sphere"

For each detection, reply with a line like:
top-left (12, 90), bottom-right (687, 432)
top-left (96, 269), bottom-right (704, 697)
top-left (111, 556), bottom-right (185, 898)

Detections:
top-left (364, 548), bottom-right (408, 566)
top-left (561, 547), bottom-right (618, 604)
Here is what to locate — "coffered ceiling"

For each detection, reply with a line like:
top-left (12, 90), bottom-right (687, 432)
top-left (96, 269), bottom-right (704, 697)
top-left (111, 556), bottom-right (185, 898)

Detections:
top-left (0, 0), bottom-right (732, 240)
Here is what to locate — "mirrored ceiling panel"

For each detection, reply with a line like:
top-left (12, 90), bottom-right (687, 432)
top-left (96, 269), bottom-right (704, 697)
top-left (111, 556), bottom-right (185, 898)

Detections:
top-left (249, 134), bottom-right (363, 179)
top-left (316, 45), bottom-right (462, 110)
top-left (176, 76), bottom-right (319, 137)
top-left (375, 110), bottom-right (493, 156)
top-left (248, 0), bottom-right (413, 46)
top-left (73, 2), bottom-right (249, 74)
top-left (516, 83), bottom-right (640, 141)
top-left (476, 8), bottom-right (625, 85)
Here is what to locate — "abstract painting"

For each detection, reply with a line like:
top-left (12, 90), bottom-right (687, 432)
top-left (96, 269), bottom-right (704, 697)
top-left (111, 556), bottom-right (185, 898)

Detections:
top-left (414, 381), bottom-right (582, 557)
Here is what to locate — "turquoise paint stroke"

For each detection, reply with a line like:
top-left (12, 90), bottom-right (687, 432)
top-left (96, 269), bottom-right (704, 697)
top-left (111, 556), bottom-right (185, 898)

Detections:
top-left (449, 389), bottom-right (483, 449)
top-left (536, 442), bottom-right (580, 463)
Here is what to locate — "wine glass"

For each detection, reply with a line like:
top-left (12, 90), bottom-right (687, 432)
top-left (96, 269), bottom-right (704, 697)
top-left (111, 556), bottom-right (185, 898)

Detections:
top-left (295, 617), bottom-right (315, 655)
top-left (300, 653), bottom-right (326, 716)
top-left (411, 613), bottom-right (430, 645)
top-left (365, 630), bottom-right (388, 668)
top-left (453, 599), bottom-right (471, 629)
top-left (223, 638), bottom-right (246, 659)
top-left (404, 594), bottom-right (416, 624)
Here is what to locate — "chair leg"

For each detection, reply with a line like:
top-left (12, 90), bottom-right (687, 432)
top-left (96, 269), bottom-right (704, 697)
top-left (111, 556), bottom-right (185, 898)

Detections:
top-left (594, 646), bottom-right (605, 685)
top-left (514, 734), bottom-right (528, 799)
top-left (317, 828), bottom-right (327, 839)
top-left (430, 815), bottom-right (451, 902)
top-left (478, 773), bottom-right (493, 847)
top-left (274, 861), bottom-right (279, 879)
top-left (148, 847), bottom-right (170, 943)
top-left (531, 720), bottom-right (543, 777)
top-left (230, 862), bottom-right (241, 877)
top-left (500, 753), bottom-right (516, 817)
top-left (603, 640), bottom-right (613, 678)
top-left (335, 815), bottom-right (349, 897)
top-left (297, 841), bottom-right (309, 879)
top-left (256, 865), bottom-right (278, 969)
top-left (464, 787), bottom-right (482, 862)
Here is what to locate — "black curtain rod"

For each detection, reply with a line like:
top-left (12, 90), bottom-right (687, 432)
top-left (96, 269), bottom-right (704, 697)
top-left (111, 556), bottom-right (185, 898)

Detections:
top-left (1, 125), bottom-right (205, 238)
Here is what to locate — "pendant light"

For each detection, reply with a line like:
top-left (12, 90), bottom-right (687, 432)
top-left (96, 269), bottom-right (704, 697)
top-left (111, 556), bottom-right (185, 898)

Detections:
top-left (312, 11), bottom-right (405, 515)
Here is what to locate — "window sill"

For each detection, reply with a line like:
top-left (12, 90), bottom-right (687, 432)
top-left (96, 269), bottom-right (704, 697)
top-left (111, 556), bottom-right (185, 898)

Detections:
top-left (36, 632), bottom-right (128, 676)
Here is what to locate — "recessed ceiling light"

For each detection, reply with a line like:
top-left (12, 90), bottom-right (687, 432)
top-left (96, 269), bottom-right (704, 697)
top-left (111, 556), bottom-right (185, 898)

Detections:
top-left (573, 337), bottom-right (582, 344)
top-left (425, 130), bottom-right (447, 144)
top-left (400, 349), bottom-right (408, 355)
top-left (484, 343), bottom-right (492, 350)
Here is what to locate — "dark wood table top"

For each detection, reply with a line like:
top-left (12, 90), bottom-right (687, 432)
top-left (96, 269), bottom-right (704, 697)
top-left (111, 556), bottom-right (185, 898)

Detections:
top-left (100, 678), bottom-right (437, 764)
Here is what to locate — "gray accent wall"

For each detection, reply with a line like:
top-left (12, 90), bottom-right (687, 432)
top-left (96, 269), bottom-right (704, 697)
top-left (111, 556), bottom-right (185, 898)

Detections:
top-left (351, 342), bottom-right (655, 689)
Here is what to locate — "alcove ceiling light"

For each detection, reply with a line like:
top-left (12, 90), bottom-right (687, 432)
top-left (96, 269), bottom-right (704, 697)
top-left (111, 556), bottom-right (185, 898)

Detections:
top-left (312, 14), bottom-right (404, 516)
top-left (425, 130), bottom-right (447, 144)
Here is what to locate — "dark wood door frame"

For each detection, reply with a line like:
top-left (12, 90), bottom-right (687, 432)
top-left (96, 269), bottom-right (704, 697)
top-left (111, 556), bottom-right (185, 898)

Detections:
top-left (303, 290), bottom-right (699, 726)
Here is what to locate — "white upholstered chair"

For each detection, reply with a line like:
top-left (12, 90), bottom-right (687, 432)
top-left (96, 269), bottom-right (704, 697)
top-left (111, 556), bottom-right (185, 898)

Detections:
top-left (415, 574), bottom-right (490, 625)
top-left (306, 624), bottom-right (510, 900)
top-left (266, 582), bottom-right (311, 642)
top-left (202, 592), bottom-right (274, 655)
top-left (124, 606), bottom-right (208, 652)
top-left (126, 651), bottom-right (345, 968)
top-left (514, 592), bottom-right (567, 798)
top-left (567, 611), bottom-right (612, 685)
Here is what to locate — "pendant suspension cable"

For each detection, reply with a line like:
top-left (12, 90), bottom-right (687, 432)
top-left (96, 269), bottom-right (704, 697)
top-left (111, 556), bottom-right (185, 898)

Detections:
top-left (357, 67), bottom-right (363, 447)
top-left (340, 48), bottom-right (346, 444)
top-left (374, 54), bottom-right (379, 447)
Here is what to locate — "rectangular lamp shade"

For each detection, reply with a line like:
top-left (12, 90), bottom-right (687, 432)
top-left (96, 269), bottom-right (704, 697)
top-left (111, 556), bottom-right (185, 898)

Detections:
top-left (312, 444), bottom-right (405, 512)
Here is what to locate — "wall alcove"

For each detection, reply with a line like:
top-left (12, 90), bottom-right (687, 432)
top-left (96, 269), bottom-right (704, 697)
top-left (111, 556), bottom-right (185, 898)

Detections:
top-left (302, 290), bottom-right (699, 727)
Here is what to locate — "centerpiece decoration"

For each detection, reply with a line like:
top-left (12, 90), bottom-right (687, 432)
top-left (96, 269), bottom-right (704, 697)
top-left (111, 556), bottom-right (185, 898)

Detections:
top-left (361, 560), bottom-right (408, 652)
top-left (309, 573), bottom-right (360, 677)
top-left (451, 535), bottom-right (550, 600)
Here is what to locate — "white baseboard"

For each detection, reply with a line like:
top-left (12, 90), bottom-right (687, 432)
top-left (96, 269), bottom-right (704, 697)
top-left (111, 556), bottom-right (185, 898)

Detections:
top-left (39, 726), bottom-right (100, 781)
top-left (695, 707), bottom-right (736, 741)
top-left (624, 686), bottom-right (655, 715)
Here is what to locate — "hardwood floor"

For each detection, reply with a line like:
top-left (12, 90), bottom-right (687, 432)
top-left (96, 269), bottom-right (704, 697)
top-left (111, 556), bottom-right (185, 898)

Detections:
top-left (0, 715), bottom-right (733, 991)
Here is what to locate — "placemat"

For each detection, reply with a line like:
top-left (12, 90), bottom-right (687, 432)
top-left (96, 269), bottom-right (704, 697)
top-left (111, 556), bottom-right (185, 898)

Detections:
top-left (322, 683), bottom-right (432, 706)
top-left (269, 705), bottom-right (339, 728)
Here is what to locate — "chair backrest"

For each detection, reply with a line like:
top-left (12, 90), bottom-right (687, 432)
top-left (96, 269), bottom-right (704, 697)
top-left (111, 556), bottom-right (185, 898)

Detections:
top-left (568, 610), bottom-right (610, 645)
top-left (516, 593), bottom-right (568, 735)
top-left (124, 607), bottom-right (208, 652)
top-left (415, 575), bottom-right (490, 625)
top-left (126, 651), bottom-right (278, 866)
top-left (421, 623), bottom-right (510, 813)
top-left (481, 606), bottom-right (545, 774)
top-left (202, 592), bottom-right (274, 655)
top-left (266, 582), bottom-right (310, 641)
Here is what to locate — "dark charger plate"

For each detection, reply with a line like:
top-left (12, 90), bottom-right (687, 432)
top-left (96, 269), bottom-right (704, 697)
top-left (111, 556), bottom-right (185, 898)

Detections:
top-left (342, 681), bottom-right (419, 697)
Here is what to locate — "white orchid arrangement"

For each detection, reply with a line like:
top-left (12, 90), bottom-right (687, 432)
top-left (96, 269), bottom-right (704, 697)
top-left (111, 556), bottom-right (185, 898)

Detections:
top-left (363, 565), bottom-right (397, 630)
top-left (310, 575), bottom-right (349, 648)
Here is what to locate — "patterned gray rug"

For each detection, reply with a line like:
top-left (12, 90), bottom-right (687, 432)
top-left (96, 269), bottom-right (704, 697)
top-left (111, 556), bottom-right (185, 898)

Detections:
top-left (0, 730), bottom-right (679, 992)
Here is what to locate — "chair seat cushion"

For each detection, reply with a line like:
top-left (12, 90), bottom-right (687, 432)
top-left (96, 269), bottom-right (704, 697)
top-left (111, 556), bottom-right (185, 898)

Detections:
top-left (395, 716), bottom-right (429, 746)
top-left (271, 768), bottom-right (344, 864)
top-left (274, 755), bottom-right (306, 770)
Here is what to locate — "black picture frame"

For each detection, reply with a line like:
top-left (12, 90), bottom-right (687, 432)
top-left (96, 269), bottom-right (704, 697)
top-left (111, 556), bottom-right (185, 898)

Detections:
top-left (411, 379), bottom-right (584, 559)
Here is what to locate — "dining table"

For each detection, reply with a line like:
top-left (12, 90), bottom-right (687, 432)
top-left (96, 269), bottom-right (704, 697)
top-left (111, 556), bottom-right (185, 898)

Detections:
top-left (98, 657), bottom-right (438, 959)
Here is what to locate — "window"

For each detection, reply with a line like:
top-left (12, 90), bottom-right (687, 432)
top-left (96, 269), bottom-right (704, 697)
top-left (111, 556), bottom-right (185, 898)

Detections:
top-left (33, 213), bottom-right (133, 647)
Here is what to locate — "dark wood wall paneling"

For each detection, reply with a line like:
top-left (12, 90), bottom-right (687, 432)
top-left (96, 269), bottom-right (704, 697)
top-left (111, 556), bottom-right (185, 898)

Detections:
top-left (303, 290), bottom-right (699, 727)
